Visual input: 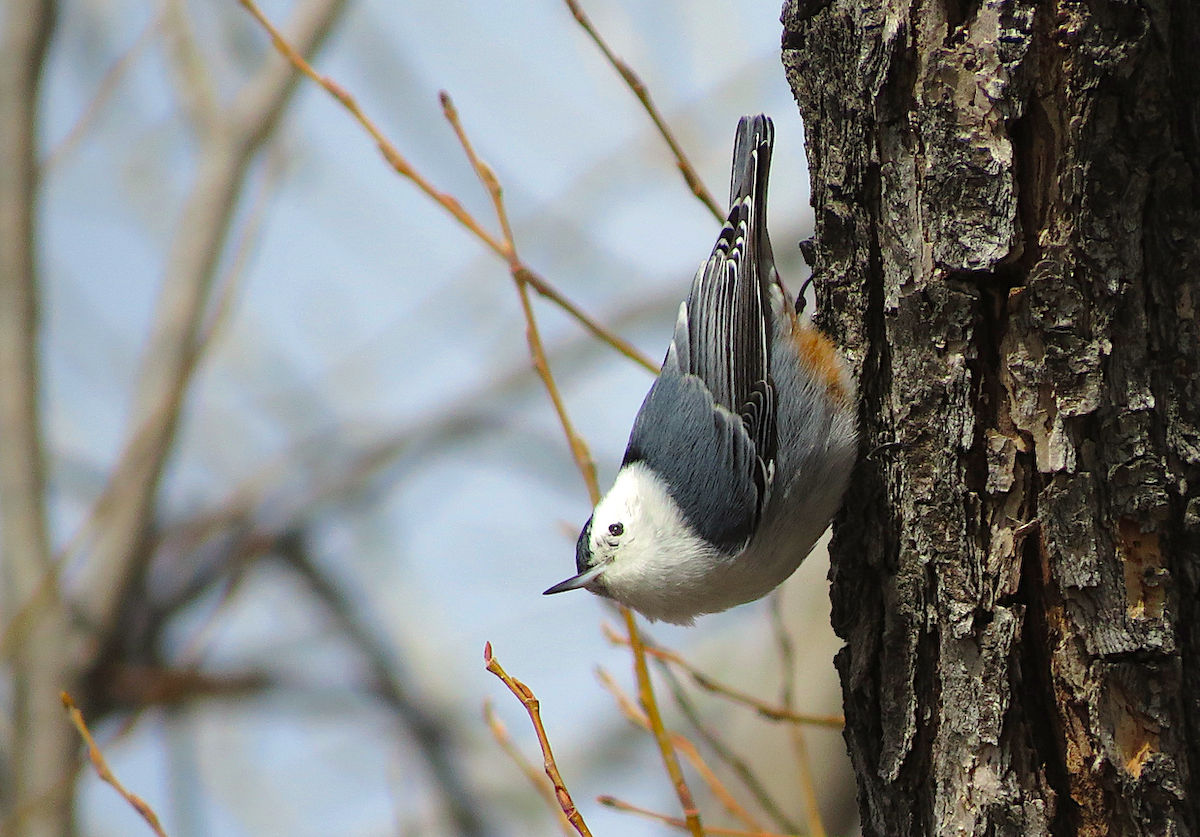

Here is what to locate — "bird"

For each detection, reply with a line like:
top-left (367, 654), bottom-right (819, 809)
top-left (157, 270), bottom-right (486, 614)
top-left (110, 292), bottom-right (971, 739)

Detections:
top-left (544, 114), bottom-right (857, 625)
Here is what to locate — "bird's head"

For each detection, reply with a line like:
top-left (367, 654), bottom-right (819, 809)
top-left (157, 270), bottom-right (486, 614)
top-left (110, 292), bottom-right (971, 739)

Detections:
top-left (543, 463), bottom-right (712, 621)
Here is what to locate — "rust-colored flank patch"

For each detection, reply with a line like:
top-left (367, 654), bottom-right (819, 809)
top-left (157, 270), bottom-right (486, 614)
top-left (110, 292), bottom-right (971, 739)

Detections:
top-left (792, 321), bottom-right (852, 408)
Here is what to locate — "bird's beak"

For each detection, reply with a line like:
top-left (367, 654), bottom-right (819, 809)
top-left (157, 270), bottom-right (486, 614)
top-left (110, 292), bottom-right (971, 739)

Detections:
top-left (543, 563), bottom-right (607, 595)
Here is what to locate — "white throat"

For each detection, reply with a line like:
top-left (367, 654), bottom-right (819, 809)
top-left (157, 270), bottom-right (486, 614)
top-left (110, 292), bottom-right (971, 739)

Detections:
top-left (589, 463), bottom-right (726, 625)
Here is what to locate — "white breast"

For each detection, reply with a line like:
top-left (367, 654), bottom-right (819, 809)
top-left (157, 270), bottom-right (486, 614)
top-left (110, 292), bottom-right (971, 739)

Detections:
top-left (594, 459), bottom-right (846, 625)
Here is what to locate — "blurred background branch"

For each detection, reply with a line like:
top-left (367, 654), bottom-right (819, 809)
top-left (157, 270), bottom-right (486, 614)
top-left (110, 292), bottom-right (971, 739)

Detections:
top-left (279, 531), bottom-right (489, 836)
top-left (1, 1), bottom-right (74, 835)
top-left (562, 0), bottom-right (722, 222)
top-left (1, 1), bottom-right (855, 835)
top-left (75, 0), bottom-right (349, 649)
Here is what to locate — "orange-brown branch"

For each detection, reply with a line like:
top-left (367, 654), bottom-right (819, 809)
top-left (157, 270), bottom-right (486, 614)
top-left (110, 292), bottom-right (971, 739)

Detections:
top-left (62, 693), bottom-right (169, 837)
top-left (484, 644), bottom-right (593, 837)
top-left (604, 623), bottom-right (845, 728)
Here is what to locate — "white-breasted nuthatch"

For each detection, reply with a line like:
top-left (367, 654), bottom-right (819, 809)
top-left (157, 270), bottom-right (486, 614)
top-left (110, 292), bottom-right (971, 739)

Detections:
top-left (544, 115), bottom-right (857, 625)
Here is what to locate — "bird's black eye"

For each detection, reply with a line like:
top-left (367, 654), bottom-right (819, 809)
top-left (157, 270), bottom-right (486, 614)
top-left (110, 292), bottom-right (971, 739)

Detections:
top-left (608, 522), bottom-right (624, 536)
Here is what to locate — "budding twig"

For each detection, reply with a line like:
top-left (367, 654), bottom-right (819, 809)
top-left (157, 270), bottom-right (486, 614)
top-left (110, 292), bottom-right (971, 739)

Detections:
top-left (62, 693), bottom-right (169, 837)
top-left (597, 795), bottom-right (798, 837)
top-left (562, 0), bottom-right (723, 221)
top-left (595, 667), bottom-right (764, 832)
top-left (483, 699), bottom-right (576, 837)
top-left (235, 0), bottom-right (657, 375)
top-left (620, 608), bottom-right (705, 837)
top-left (770, 594), bottom-right (828, 837)
top-left (484, 644), bottom-right (593, 837)
top-left (438, 91), bottom-right (599, 501)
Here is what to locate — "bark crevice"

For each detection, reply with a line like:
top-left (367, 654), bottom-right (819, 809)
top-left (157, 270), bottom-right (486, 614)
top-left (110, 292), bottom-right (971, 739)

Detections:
top-left (784, 0), bottom-right (1200, 834)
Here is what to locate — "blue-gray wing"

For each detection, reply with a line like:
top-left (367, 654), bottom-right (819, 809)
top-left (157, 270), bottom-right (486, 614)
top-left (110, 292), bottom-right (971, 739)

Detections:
top-left (686, 115), bottom-right (780, 503)
top-left (621, 115), bottom-right (780, 552)
top-left (689, 115), bottom-right (777, 481)
top-left (689, 116), bottom-right (774, 415)
top-left (622, 345), bottom-right (761, 554)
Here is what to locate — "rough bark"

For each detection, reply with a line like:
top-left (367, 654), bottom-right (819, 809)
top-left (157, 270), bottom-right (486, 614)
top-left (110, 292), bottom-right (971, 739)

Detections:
top-left (782, 1), bottom-right (1200, 835)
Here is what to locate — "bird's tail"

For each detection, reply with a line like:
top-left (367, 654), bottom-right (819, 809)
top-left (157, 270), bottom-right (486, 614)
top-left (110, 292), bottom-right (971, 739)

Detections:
top-left (729, 114), bottom-right (778, 307)
top-left (730, 114), bottom-right (773, 210)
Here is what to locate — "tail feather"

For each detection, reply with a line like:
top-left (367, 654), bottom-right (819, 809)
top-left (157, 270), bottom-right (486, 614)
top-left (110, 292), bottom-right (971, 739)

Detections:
top-left (682, 114), bottom-right (780, 414)
top-left (730, 114), bottom-right (773, 210)
top-left (729, 115), bottom-right (777, 303)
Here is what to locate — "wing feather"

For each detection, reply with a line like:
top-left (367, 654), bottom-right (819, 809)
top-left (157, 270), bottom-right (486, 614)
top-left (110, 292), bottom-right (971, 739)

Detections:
top-left (683, 115), bottom-right (778, 504)
top-left (624, 115), bottom-right (780, 542)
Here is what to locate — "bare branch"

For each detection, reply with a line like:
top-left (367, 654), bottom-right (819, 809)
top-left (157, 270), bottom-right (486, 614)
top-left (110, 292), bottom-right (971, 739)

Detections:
top-left (619, 607), bottom-right (705, 837)
top-left (770, 594), bottom-right (826, 837)
top-left (438, 91), bottom-right (601, 501)
top-left (484, 643), bottom-right (593, 837)
top-left (482, 700), bottom-right (576, 837)
top-left (562, 0), bottom-right (722, 221)
top-left (594, 667), bottom-right (765, 833)
top-left (75, 0), bottom-right (349, 642)
top-left (649, 650), bottom-right (803, 835)
top-left (596, 796), bottom-right (797, 837)
top-left (234, 0), bottom-right (657, 374)
top-left (62, 693), bottom-right (169, 837)
top-left (604, 623), bottom-right (844, 727)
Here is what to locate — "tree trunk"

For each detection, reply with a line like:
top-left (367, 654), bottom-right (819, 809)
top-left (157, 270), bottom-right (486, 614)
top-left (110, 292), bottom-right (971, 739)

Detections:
top-left (0, 2), bottom-right (76, 836)
top-left (782, 1), bottom-right (1200, 835)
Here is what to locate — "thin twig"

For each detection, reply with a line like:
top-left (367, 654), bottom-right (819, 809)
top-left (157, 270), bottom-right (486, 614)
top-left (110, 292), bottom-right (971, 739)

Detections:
top-left (789, 727), bottom-right (825, 837)
top-left (236, 0), bottom-right (656, 374)
top-left (483, 699), bottom-right (577, 837)
top-left (162, 0), bottom-right (220, 138)
top-left (652, 650), bottom-right (804, 835)
top-left (41, 11), bottom-right (162, 172)
top-left (604, 624), bottom-right (844, 728)
top-left (562, 0), bottom-right (722, 221)
top-left (597, 796), bottom-right (798, 837)
top-left (596, 667), bottom-right (764, 832)
top-left (484, 643), bottom-right (593, 837)
top-left (438, 91), bottom-right (599, 499)
top-left (439, 91), bottom-right (515, 253)
top-left (516, 274), bottom-right (600, 500)
top-left (62, 693), bottom-right (170, 837)
top-left (622, 607), bottom-right (705, 837)
top-left (770, 593), bottom-right (827, 837)
top-left (196, 143), bottom-right (286, 355)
